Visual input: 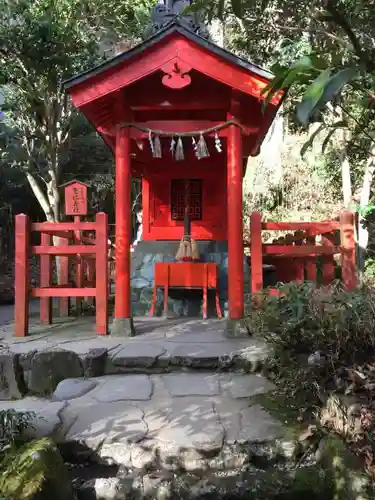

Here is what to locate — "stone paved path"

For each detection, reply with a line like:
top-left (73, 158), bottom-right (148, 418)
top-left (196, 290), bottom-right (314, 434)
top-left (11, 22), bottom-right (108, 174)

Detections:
top-left (0, 317), bottom-right (293, 491)
top-left (0, 372), bottom-right (287, 473)
top-left (0, 299), bottom-right (40, 327)
top-left (0, 318), bottom-right (270, 401)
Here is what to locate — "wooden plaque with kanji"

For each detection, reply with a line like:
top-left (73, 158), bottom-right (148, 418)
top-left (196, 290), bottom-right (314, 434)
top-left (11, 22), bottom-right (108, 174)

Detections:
top-left (64, 181), bottom-right (88, 216)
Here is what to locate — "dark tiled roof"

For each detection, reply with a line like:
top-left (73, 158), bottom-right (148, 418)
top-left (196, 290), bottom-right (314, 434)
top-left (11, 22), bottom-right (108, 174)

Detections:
top-left (63, 20), bottom-right (273, 91)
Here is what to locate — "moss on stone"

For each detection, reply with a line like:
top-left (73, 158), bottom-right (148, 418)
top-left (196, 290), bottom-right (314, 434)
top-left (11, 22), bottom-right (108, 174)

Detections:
top-left (172, 466), bottom-right (332, 500)
top-left (0, 438), bottom-right (72, 500)
top-left (317, 435), bottom-right (374, 500)
top-left (271, 466), bottom-right (332, 500)
top-left (255, 392), bottom-right (302, 437)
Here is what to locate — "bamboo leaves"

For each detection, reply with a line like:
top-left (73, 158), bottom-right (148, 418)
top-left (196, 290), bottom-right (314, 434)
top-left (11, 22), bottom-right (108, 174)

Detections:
top-left (300, 120), bottom-right (348, 158)
top-left (296, 69), bottom-right (332, 125)
top-left (263, 58), bottom-right (359, 126)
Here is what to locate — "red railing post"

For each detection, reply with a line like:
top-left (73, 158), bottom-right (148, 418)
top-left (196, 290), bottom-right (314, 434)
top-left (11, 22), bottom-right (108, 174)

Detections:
top-left (15, 214), bottom-right (29, 337)
top-left (250, 212), bottom-right (263, 295)
top-left (306, 236), bottom-right (317, 282)
top-left (294, 234), bottom-right (305, 283)
top-left (340, 211), bottom-right (357, 290)
top-left (40, 230), bottom-right (52, 324)
top-left (74, 215), bottom-right (83, 315)
top-left (322, 233), bottom-right (336, 285)
top-left (86, 258), bottom-right (95, 306)
top-left (58, 235), bottom-right (69, 317)
top-left (95, 212), bottom-right (109, 335)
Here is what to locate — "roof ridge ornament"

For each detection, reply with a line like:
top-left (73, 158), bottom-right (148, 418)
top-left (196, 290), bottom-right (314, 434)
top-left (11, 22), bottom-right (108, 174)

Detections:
top-left (143, 0), bottom-right (209, 40)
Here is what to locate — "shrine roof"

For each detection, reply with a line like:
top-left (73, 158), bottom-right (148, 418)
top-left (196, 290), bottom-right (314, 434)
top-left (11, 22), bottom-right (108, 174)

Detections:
top-left (63, 20), bottom-right (274, 91)
top-left (62, 17), bottom-right (283, 158)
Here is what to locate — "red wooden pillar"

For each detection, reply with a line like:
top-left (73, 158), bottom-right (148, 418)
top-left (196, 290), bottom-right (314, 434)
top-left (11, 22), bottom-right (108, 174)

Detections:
top-left (112, 126), bottom-right (134, 335)
top-left (340, 211), bottom-right (357, 290)
top-left (227, 124), bottom-right (244, 319)
top-left (95, 212), bottom-right (109, 334)
top-left (40, 230), bottom-right (52, 324)
top-left (15, 214), bottom-right (29, 337)
top-left (250, 212), bottom-right (263, 295)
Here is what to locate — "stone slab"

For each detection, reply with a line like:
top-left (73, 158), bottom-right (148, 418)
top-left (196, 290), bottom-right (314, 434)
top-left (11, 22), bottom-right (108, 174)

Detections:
top-left (164, 320), bottom-right (228, 343)
top-left (111, 343), bottom-right (166, 368)
top-left (226, 374), bottom-right (274, 399)
top-left (156, 398), bottom-right (224, 454)
top-left (238, 404), bottom-right (284, 443)
top-left (8, 340), bottom-right (58, 355)
top-left (213, 398), bottom-right (249, 444)
top-left (168, 343), bottom-right (239, 369)
top-left (29, 400), bottom-right (67, 438)
top-left (51, 339), bottom-right (119, 354)
top-left (0, 396), bottom-right (48, 414)
top-left (50, 371), bottom-right (289, 472)
top-left (0, 317), bottom-right (270, 375)
top-left (52, 378), bottom-right (97, 401)
top-left (163, 373), bottom-right (220, 397)
top-left (65, 401), bottom-right (147, 450)
top-left (90, 375), bottom-right (153, 402)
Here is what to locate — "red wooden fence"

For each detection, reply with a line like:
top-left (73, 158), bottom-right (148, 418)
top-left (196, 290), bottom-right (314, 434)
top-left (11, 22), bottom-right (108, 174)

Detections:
top-left (14, 212), bottom-right (108, 337)
top-left (249, 211), bottom-right (357, 295)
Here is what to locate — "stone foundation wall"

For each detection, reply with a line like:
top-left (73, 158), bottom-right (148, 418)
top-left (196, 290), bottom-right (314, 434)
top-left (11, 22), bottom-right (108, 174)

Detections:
top-left (131, 241), bottom-right (251, 317)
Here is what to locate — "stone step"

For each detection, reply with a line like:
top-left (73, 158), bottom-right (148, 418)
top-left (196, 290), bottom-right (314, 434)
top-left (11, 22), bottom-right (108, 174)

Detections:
top-left (0, 319), bottom-right (270, 398)
top-left (0, 371), bottom-right (319, 500)
top-left (0, 373), bottom-right (294, 473)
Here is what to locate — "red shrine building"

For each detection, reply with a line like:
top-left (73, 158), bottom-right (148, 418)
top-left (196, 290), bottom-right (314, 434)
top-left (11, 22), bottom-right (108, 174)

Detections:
top-left (63, 0), bottom-right (283, 335)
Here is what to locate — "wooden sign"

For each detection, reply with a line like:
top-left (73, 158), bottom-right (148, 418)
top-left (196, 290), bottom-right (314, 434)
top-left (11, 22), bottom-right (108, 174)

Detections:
top-left (63, 180), bottom-right (88, 216)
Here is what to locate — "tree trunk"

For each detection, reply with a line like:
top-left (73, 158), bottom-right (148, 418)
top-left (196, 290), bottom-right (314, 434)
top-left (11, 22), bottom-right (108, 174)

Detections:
top-left (334, 107), bottom-right (352, 207)
top-left (358, 144), bottom-right (375, 274)
top-left (26, 170), bottom-right (63, 283)
top-left (47, 166), bottom-right (61, 222)
top-left (25, 172), bottom-right (55, 221)
top-left (340, 143), bottom-right (352, 207)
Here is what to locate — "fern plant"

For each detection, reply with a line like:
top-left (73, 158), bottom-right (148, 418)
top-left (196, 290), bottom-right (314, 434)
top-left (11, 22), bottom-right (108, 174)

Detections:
top-left (0, 410), bottom-right (35, 453)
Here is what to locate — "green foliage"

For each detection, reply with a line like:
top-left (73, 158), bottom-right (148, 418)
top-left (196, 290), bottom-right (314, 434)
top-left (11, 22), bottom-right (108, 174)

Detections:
top-left (0, 0), bottom-right (103, 220)
top-left (0, 438), bottom-right (71, 500)
top-left (85, 0), bottom-right (154, 41)
top-left (244, 131), bottom-right (338, 230)
top-left (264, 58), bottom-right (361, 127)
top-left (202, 0), bottom-right (375, 211)
top-left (252, 282), bottom-right (375, 417)
top-left (0, 0), bottom-right (148, 223)
top-left (364, 258), bottom-right (375, 277)
top-left (318, 435), bottom-right (374, 500)
top-left (0, 409), bottom-right (35, 453)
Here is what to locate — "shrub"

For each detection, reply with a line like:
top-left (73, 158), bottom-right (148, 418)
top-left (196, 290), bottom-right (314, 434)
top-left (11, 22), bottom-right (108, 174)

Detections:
top-left (253, 281), bottom-right (375, 418)
top-left (0, 409), bottom-right (35, 454)
top-left (0, 438), bottom-right (72, 500)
